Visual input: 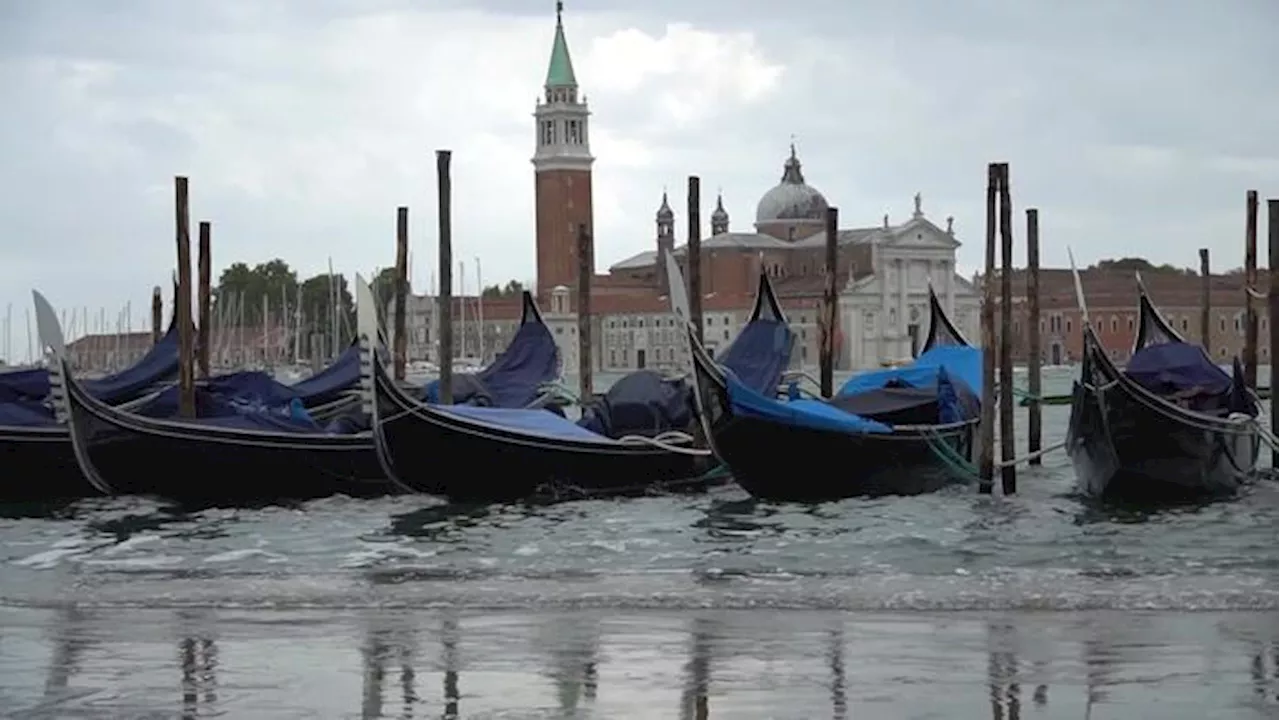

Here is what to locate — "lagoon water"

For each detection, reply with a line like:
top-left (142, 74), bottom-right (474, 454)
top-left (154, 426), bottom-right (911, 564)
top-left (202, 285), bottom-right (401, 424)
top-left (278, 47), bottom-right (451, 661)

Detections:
top-left (0, 368), bottom-right (1275, 717)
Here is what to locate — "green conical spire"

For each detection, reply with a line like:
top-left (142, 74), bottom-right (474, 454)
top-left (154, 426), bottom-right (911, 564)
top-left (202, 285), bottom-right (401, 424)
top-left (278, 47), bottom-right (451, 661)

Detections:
top-left (545, 1), bottom-right (577, 88)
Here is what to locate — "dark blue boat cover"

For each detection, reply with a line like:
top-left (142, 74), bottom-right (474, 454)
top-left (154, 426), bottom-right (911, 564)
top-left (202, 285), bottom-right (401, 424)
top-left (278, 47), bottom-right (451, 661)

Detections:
top-left (290, 343), bottom-right (360, 405)
top-left (0, 324), bottom-right (179, 404)
top-left (717, 318), bottom-right (795, 395)
top-left (0, 399), bottom-right (56, 427)
top-left (423, 317), bottom-right (559, 408)
top-left (1124, 342), bottom-right (1232, 397)
top-left (577, 370), bottom-right (693, 438)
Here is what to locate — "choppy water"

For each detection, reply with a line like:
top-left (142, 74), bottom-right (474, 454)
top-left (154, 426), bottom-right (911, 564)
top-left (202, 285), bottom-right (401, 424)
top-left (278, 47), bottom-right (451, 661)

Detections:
top-left (0, 371), bottom-right (1276, 717)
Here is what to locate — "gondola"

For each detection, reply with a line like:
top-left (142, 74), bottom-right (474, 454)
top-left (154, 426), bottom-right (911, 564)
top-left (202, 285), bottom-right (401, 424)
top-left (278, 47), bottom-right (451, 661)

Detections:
top-left (34, 288), bottom-right (389, 504)
top-left (576, 265), bottom-right (797, 450)
top-left (681, 254), bottom-right (981, 501)
top-left (1, 319), bottom-right (369, 502)
top-left (1066, 279), bottom-right (1264, 502)
top-left (361, 277), bottom-right (712, 502)
top-left (1, 317), bottom-right (182, 501)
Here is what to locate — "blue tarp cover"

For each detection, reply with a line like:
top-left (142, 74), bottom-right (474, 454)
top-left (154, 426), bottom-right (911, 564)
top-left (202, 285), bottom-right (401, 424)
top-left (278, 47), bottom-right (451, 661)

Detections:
top-left (1124, 341), bottom-right (1232, 397)
top-left (0, 400), bottom-right (56, 427)
top-left (423, 316), bottom-right (559, 408)
top-left (0, 324), bottom-right (179, 404)
top-left (434, 404), bottom-right (618, 444)
top-left (838, 345), bottom-right (983, 398)
top-left (717, 318), bottom-right (795, 394)
top-left (577, 370), bottom-right (692, 438)
top-left (726, 369), bottom-right (893, 435)
top-left (290, 344), bottom-right (360, 405)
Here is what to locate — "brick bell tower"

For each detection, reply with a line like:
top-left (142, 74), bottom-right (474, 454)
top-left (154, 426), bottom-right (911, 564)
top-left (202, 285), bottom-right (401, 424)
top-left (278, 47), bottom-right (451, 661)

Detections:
top-left (532, 1), bottom-right (594, 302)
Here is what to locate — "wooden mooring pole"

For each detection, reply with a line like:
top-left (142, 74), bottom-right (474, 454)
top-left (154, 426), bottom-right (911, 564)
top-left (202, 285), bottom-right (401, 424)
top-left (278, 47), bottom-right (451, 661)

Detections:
top-left (173, 176), bottom-right (195, 418)
top-left (1025, 207), bottom-right (1042, 466)
top-left (1199, 249), bottom-right (1211, 353)
top-left (1268, 198), bottom-right (1278, 468)
top-left (997, 163), bottom-right (1016, 495)
top-left (197, 221), bottom-right (211, 378)
top-left (436, 150), bottom-right (454, 404)
top-left (151, 286), bottom-right (162, 346)
top-left (577, 223), bottom-right (594, 402)
top-left (393, 206), bottom-right (410, 382)
top-left (978, 163), bottom-right (998, 493)
top-left (1244, 190), bottom-right (1259, 391)
top-left (820, 206), bottom-right (839, 398)
top-left (687, 176), bottom-right (703, 344)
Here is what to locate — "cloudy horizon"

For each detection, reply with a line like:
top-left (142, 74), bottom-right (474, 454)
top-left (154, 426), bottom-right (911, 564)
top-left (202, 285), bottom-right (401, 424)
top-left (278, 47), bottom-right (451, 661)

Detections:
top-left (0, 0), bottom-right (1276, 363)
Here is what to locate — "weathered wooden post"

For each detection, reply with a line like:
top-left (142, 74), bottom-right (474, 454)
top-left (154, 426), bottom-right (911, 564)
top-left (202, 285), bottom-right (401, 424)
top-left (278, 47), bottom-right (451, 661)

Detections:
top-left (151, 286), bottom-right (162, 345)
top-left (687, 176), bottom-right (703, 344)
top-left (1268, 198), bottom-right (1278, 468)
top-left (1199, 249), bottom-right (1211, 353)
top-left (436, 150), bottom-right (454, 404)
top-left (577, 223), bottom-right (594, 402)
top-left (997, 163), bottom-right (1016, 494)
top-left (978, 164), bottom-right (998, 493)
top-left (309, 334), bottom-right (322, 375)
top-left (174, 176), bottom-right (195, 418)
top-left (820, 206), bottom-right (839, 397)
top-left (197, 221), bottom-right (212, 378)
top-left (1025, 207), bottom-right (1042, 465)
top-left (394, 206), bottom-right (410, 382)
top-left (1244, 190), bottom-right (1259, 390)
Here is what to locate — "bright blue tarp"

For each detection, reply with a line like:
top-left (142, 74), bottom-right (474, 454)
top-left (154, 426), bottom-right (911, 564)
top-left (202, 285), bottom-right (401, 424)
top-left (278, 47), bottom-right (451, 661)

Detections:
top-left (726, 369), bottom-right (893, 435)
top-left (717, 318), bottom-right (795, 394)
top-left (423, 316), bottom-right (560, 408)
top-left (837, 345), bottom-right (983, 399)
top-left (435, 404), bottom-right (618, 444)
top-left (0, 323), bottom-right (179, 404)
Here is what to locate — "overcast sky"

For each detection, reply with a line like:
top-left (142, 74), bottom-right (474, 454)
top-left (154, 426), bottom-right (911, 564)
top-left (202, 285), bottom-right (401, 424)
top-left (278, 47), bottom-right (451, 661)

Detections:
top-left (0, 0), bottom-right (1275, 361)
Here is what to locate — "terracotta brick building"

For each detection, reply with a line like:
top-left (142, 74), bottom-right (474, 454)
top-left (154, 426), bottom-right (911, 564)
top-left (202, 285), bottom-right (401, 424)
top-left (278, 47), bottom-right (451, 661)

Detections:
top-left (988, 268), bottom-right (1273, 366)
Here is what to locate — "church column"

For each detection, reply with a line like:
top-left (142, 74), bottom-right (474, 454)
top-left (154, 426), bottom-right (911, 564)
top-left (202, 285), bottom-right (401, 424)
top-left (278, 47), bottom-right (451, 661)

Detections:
top-left (896, 257), bottom-right (907, 358)
top-left (944, 259), bottom-right (955, 318)
top-left (879, 251), bottom-right (890, 364)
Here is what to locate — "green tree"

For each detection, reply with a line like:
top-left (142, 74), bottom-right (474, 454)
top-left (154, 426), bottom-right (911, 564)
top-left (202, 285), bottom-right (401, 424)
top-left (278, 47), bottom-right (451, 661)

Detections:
top-left (214, 258), bottom-right (299, 324)
top-left (299, 273), bottom-right (356, 345)
top-left (481, 279), bottom-right (525, 299)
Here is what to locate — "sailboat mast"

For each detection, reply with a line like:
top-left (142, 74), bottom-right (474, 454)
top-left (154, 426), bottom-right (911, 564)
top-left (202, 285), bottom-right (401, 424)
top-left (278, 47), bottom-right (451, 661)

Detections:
top-left (293, 284), bottom-right (302, 364)
top-left (475, 257), bottom-right (484, 363)
top-left (458, 260), bottom-right (467, 360)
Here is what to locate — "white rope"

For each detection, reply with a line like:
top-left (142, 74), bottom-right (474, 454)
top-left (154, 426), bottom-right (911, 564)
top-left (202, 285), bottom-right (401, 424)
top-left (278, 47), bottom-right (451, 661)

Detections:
top-left (994, 439), bottom-right (1067, 469)
top-left (616, 430), bottom-right (712, 456)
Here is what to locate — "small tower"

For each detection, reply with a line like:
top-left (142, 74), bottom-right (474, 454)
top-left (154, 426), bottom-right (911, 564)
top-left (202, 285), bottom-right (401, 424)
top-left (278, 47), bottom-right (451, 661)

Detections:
top-left (532, 2), bottom-right (594, 302)
top-left (710, 192), bottom-right (729, 236)
top-left (655, 191), bottom-right (675, 294)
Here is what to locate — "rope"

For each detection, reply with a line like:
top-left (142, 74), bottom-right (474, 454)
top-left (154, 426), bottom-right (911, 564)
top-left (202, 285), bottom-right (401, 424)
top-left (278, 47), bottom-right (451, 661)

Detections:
top-left (615, 430), bottom-right (713, 457)
top-left (994, 439), bottom-right (1067, 469)
top-left (922, 427), bottom-right (983, 483)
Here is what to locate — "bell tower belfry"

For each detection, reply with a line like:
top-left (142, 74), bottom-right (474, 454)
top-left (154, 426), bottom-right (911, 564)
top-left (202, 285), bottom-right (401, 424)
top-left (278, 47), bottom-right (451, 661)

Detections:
top-left (532, 2), bottom-right (594, 301)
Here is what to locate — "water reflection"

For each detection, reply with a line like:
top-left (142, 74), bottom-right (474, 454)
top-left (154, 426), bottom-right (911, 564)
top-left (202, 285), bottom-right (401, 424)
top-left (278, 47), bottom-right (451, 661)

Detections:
top-left (43, 606), bottom-right (90, 700)
top-left (3, 608), bottom-right (1274, 719)
top-left (986, 622), bottom-right (1021, 720)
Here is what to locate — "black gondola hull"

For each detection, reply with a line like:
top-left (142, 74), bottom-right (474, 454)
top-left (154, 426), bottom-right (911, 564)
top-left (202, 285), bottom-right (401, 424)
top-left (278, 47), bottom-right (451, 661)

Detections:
top-left (0, 427), bottom-right (92, 501)
top-left (374, 365), bottom-right (711, 502)
top-left (692, 350), bottom-right (975, 500)
top-left (1067, 377), bottom-right (1261, 502)
top-left (64, 372), bottom-right (389, 503)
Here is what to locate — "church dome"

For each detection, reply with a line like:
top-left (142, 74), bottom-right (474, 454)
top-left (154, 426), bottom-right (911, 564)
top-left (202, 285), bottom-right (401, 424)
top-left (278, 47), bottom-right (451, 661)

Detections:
top-left (755, 144), bottom-right (829, 225)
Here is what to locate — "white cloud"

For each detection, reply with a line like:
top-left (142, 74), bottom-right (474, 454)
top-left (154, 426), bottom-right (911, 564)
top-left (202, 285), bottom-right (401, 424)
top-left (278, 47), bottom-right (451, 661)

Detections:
top-left (0, 0), bottom-right (1275, 364)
